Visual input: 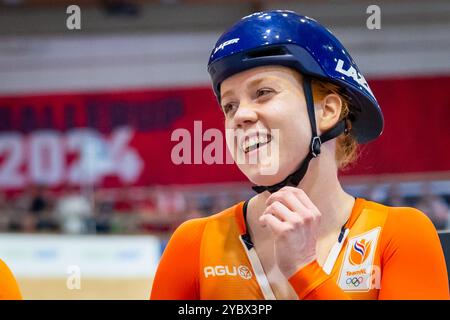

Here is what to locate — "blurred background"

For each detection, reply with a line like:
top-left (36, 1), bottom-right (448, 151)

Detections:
top-left (0, 0), bottom-right (449, 299)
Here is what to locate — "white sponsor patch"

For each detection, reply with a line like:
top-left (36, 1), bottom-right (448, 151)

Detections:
top-left (213, 38), bottom-right (240, 55)
top-left (337, 227), bottom-right (380, 292)
top-left (335, 59), bottom-right (375, 98)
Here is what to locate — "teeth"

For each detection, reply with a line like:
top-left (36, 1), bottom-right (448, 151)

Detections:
top-left (243, 135), bottom-right (271, 153)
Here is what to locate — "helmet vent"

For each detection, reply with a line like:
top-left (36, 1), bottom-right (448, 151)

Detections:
top-left (245, 46), bottom-right (287, 59)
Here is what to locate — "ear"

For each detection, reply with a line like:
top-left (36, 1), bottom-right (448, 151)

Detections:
top-left (316, 93), bottom-right (343, 133)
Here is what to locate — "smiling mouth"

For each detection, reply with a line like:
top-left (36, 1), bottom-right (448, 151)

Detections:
top-left (243, 135), bottom-right (272, 154)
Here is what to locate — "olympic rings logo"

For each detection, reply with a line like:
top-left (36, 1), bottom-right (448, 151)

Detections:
top-left (346, 277), bottom-right (364, 287)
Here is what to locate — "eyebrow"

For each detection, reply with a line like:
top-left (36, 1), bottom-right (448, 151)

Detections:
top-left (221, 77), bottom-right (270, 102)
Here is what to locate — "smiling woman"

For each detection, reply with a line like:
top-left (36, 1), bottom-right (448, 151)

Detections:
top-left (150, 10), bottom-right (449, 300)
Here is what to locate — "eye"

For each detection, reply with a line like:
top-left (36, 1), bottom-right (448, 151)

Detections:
top-left (222, 102), bottom-right (238, 115)
top-left (256, 88), bottom-right (274, 99)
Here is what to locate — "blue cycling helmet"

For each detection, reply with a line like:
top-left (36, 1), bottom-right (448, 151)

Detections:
top-left (207, 10), bottom-right (384, 193)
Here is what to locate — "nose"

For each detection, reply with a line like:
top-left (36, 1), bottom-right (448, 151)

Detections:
top-left (232, 102), bottom-right (258, 129)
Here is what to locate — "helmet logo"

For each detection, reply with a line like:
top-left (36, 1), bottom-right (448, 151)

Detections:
top-left (213, 38), bottom-right (240, 55)
top-left (335, 59), bottom-right (374, 97)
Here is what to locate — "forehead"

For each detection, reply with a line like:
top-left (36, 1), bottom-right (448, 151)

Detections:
top-left (220, 65), bottom-right (302, 97)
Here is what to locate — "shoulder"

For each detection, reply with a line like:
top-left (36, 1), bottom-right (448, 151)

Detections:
top-left (169, 201), bottom-right (245, 244)
top-left (384, 204), bottom-right (436, 233)
top-left (364, 202), bottom-right (449, 299)
top-left (370, 201), bottom-right (441, 258)
top-left (0, 259), bottom-right (22, 300)
top-left (0, 259), bottom-right (13, 275)
top-left (362, 199), bottom-right (434, 230)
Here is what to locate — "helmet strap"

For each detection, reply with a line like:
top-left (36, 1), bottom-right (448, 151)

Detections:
top-left (251, 77), bottom-right (346, 194)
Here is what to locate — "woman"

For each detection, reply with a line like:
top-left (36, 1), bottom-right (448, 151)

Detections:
top-left (150, 10), bottom-right (449, 299)
top-left (0, 259), bottom-right (22, 300)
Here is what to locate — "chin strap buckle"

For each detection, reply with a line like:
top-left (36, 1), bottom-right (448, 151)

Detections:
top-left (311, 136), bottom-right (322, 158)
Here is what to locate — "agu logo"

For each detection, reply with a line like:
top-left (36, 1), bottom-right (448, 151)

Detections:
top-left (237, 266), bottom-right (252, 280)
top-left (349, 239), bottom-right (372, 266)
top-left (204, 265), bottom-right (253, 280)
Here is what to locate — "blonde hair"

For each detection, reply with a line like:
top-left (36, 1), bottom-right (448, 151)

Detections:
top-left (311, 79), bottom-right (359, 170)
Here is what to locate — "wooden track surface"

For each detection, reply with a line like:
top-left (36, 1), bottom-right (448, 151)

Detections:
top-left (17, 278), bottom-right (153, 300)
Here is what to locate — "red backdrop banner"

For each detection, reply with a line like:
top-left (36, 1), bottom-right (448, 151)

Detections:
top-left (0, 75), bottom-right (449, 191)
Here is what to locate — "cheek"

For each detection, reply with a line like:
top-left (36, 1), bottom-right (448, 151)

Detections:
top-left (224, 121), bottom-right (239, 159)
top-left (276, 108), bottom-right (312, 161)
top-left (225, 137), bottom-right (236, 160)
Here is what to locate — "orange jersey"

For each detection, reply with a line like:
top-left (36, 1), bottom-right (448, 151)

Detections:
top-left (150, 198), bottom-right (449, 300)
top-left (0, 259), bottom-right (22, 300)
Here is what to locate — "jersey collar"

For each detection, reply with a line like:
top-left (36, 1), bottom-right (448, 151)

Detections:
top-left (235, 197), bottom-right (367, 237)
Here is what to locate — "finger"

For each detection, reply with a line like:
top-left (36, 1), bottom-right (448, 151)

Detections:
top-left (259, 212), bottom-right (286, 236)
top-left (263, 201), bottom-right (298, 224)
top-left (266, 187), bottom-right (317, 221)
top-left (266, 191), bottom-right (310, 218)
top-left (289, 188), bottom-right (321, 218)
top-left (272, 187), bottom-right (313, 208)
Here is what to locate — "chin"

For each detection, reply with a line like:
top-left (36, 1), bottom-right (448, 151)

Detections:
top-left (239, 163), bottom-right (291, 186)
top-left (238, 150), bottom-right (306, 186)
